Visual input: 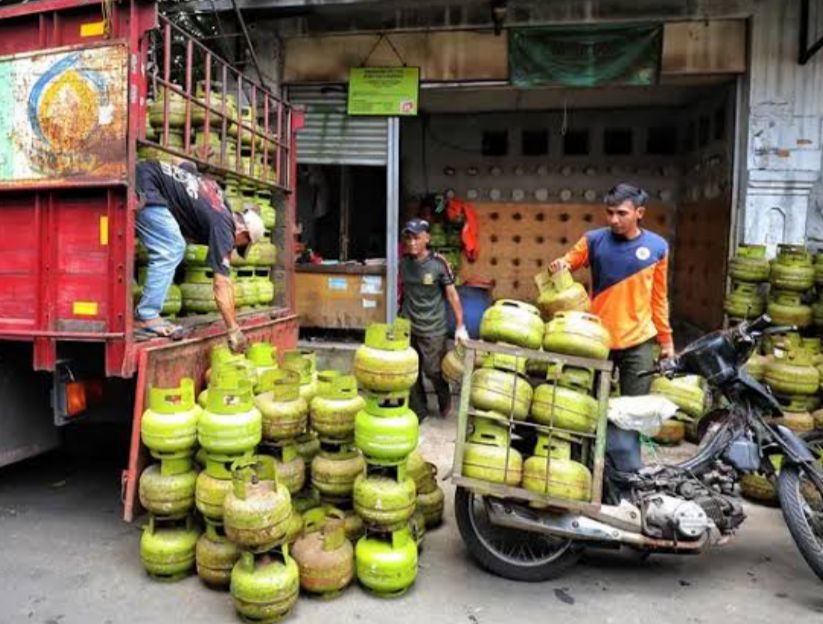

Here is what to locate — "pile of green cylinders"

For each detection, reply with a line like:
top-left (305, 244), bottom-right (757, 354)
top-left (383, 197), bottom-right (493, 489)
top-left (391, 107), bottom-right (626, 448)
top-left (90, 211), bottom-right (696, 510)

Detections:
top-left (724, 244), bottom-right (769, 322)
top-left (767, 245), bottom-right (814, 328)
top-left (135, 331), bottom-right (446, 613)
top-left (351, 319), bottom-right (421, 596)
top-left (763, 334), bottom-right (818, 434)
top-left (723, 243), bottom-right (823, 469)
top-left (139, 378), bottom-right (203, 581)
top-left (224, 457), bottom-right (299, 622)
top-left (460, 300), bottom-right (611, 504)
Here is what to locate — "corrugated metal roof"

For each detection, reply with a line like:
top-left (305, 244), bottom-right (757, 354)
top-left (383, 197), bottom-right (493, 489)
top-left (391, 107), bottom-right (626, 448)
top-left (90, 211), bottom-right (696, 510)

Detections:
top-left (287, 84), bottom-right (388, 166)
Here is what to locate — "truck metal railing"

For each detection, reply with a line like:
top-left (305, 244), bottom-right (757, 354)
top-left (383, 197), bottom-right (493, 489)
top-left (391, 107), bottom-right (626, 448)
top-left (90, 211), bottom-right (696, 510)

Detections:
top-left (140, 14), bottom-right (293, 194)
top-left (451, 339), bottom-right (613, 514)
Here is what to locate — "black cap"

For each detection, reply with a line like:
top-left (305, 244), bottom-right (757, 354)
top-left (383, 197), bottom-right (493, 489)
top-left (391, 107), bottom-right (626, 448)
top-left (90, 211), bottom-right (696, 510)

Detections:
top-left (178, 160), bottom-right (198, 174)
top-left (403, 218), bottom-right (430, 235)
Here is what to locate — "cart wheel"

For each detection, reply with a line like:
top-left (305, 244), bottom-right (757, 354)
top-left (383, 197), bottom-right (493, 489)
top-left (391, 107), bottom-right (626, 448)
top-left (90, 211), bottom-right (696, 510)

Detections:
top-left (453, 487), bottom-right (581, 582)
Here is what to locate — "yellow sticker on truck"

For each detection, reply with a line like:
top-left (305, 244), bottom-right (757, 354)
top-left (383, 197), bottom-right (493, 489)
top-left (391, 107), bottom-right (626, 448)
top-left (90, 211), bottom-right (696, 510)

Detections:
top-left (73, 301), bottom-right (99, 316)
top-left (99, 215), bottom-right (109, 245)
top-left (80, 21), bottom-right (106, 37)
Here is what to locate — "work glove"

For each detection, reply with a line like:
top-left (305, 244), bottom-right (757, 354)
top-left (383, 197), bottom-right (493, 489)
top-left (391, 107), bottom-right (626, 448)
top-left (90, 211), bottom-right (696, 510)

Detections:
top-left (455, 324), bottom-right (469, 345)
top-left (227, 326), bottom-right (248, 354)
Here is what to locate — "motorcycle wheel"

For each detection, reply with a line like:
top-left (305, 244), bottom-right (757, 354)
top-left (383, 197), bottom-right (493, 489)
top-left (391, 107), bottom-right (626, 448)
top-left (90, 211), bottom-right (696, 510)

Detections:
top-left (777, 464), bottom-right (823, 582)
top-left (453, 486), bottom-right (581, 582)
top-left (802, 430), bottom-right (823, 459)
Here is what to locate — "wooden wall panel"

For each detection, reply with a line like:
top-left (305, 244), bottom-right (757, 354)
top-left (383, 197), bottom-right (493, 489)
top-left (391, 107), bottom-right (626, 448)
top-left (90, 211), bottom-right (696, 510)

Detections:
top-left (457, 202), bottom-right (675, 303)
top-left (661, 20), bottom-right (746, 75)
top-left (671, 196), bottom-right (731, 330)
top-left (296, 270), bottom-right (386, 329)
top-left (283, 31), bottom-right (508, 83)
top-left (284, 21), bottom-right (745, 84)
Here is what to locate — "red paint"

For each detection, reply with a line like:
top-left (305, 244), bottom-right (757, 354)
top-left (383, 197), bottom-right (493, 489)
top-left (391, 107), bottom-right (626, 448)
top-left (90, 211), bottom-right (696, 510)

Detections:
top-left (0, 1), bottom-right (300, 519)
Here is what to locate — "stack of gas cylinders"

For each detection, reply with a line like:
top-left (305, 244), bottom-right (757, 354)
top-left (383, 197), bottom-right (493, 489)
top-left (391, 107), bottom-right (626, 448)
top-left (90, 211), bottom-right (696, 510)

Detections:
top-left (178, 236), bottom-right (277, 316)
top-left (722, 243), bottom-right (823, 504)
top-left (457, 282), bottom-right (610, 504)
top-left (740, 331), bottom-right (823, 505)
top-left (724, 243), bottom-right (820, 331)
top-left (351, 319), bottom-right (423, 597)
top-left (139, 378), bottom-right (202, 582)
top-left (138, 334), bottom-right (445, 619)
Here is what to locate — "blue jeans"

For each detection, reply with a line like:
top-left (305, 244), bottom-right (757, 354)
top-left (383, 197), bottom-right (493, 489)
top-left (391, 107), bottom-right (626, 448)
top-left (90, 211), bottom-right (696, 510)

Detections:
top-left (135, 204), bottom-right (186, 321)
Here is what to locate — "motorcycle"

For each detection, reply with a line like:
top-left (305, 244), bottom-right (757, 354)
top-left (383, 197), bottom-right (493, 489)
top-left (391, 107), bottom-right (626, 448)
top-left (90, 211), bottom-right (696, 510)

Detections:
top-left (454, 314), bottom-right (823, 582)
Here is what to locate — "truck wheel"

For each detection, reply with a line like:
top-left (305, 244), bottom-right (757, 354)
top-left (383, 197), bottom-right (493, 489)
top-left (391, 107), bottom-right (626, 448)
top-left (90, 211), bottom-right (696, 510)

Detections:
top-left (453, 486), bottom-right (581, 582)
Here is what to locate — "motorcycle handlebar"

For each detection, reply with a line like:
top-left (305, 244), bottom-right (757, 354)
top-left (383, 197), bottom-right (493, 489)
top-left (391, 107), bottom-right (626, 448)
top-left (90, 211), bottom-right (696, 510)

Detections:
top-left (761, 325), bottom-right (798, 335)
top-left (638, 357), bottom-right (679, 379)
top-left (741, 314), bottom-right (772, 334)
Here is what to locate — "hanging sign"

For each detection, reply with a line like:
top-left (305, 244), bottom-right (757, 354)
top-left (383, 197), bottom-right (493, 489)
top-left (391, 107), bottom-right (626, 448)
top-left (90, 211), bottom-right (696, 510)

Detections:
top-left (347, 67), bottom-right (419, 116)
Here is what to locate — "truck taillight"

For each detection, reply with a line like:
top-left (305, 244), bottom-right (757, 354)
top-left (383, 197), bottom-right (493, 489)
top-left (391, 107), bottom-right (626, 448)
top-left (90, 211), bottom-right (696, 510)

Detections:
top-left (52, 361), bottom-right (100, 425)
top-left (65, 381), bottom-right (87, 417)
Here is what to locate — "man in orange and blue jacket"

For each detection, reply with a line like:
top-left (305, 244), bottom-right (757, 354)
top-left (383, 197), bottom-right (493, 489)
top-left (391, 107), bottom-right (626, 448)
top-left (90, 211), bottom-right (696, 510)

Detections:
top-left (550, 183), bottom-right (674, 471)
top-left (550, 183), bottom-right (674, 395)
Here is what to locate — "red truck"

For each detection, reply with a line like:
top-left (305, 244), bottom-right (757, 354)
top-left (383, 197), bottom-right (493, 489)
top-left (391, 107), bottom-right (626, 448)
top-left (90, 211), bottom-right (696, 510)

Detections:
top-left (0, 0), bottom-right (301, 521)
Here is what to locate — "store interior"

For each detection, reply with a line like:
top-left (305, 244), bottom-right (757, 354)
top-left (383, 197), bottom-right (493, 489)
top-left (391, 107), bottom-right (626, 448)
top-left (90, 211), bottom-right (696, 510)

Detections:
top-left (295, 77), bottom-right (737, 334)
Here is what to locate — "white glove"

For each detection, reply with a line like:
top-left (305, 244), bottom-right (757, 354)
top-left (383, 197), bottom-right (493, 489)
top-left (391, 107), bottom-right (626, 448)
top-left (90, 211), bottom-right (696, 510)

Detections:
top-left (455, 325), bottom-right (469, 344)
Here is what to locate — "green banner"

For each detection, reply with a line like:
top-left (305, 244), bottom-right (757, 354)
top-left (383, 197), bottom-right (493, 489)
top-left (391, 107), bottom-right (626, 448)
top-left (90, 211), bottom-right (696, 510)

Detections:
top-left (347, 67), bottom-right (419, 116)
top-left (509, 24), bottom-right (662, 88)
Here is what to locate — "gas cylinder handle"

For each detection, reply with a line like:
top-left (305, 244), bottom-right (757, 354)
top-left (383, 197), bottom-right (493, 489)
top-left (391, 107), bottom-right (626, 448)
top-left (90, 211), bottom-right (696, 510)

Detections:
top-left (255, 455), bottom-right (278, 483)
top-left (322, 511), bottom-right (347, 551)
top-left (302, 506), bottom-right (329, 534)
top-left (239, 550), bottom-right (254, 572)
top-left (230, 457), bottom-right (258, 499)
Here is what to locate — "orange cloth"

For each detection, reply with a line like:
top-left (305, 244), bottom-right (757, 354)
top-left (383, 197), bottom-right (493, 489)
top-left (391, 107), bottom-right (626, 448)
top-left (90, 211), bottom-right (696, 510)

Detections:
top-left (564, 232), bottom-right (673, 351)
top-left (446, 198), bottom-right (479, 262)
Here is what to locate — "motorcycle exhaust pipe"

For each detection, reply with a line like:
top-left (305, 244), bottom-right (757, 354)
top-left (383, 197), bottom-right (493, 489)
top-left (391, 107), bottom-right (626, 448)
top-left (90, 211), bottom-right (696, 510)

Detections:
top-left (485, 498), bottom-right (710, 552)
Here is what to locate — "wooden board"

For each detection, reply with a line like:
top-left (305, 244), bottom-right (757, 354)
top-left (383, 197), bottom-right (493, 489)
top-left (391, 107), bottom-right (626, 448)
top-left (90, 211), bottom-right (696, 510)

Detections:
top-left (284, 21), bottom-right (744, 84)
top-left (295, 270), bottom-right (386, 329)
top-left (671, 196), bottom-right (731, 330)
top-left (458, 202), bottom-right (675, 302)
top-left (284, 31), bottom-right (507, 83)
top-left (661, 20), bottom-right (746, 76)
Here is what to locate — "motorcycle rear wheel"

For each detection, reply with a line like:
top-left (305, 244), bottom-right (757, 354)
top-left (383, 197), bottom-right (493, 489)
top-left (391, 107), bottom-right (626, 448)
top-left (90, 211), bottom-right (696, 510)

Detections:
top-left (454, 486), bottom-right (581, 582)
top-left (777, 464), bottom-right (823, 582)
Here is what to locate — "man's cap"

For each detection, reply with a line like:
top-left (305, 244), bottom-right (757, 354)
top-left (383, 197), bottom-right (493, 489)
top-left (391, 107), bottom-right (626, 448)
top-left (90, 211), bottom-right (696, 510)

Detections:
top-left (177, 160), bottom-right (199, 174)
top-left (403, 218), bottom-right (430, 235)
top-left (236, 209), bottom-right (266, 257)
top-left (242, 209), bottom-right (265, 244)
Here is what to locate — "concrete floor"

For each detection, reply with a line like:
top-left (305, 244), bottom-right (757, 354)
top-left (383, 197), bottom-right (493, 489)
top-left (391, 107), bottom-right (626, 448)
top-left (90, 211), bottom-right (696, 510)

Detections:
top-left (1, 419), bottom-right (823, 624)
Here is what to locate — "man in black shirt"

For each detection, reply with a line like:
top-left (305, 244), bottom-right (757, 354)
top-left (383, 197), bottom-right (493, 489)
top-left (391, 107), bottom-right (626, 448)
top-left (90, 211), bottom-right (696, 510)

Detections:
top-left (135, 159), bottom-right (264, 352)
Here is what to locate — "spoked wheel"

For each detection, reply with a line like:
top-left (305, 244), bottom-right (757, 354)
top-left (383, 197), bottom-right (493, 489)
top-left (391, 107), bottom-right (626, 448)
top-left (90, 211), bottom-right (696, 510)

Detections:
top-left (453, 487), bottom-right (581, 582)
top-left (777, 463), bottom-right (823, 582)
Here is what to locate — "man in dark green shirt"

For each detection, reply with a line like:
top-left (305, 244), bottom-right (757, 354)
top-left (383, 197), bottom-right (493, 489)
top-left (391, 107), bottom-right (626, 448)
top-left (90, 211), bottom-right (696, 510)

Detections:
top-left (400, 218), bottom-right (467, 421)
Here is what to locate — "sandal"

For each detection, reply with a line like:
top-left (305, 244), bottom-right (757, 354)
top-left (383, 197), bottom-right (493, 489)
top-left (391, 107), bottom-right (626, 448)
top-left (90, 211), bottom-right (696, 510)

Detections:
top-left (135, 318), bottom-right (189, 342)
